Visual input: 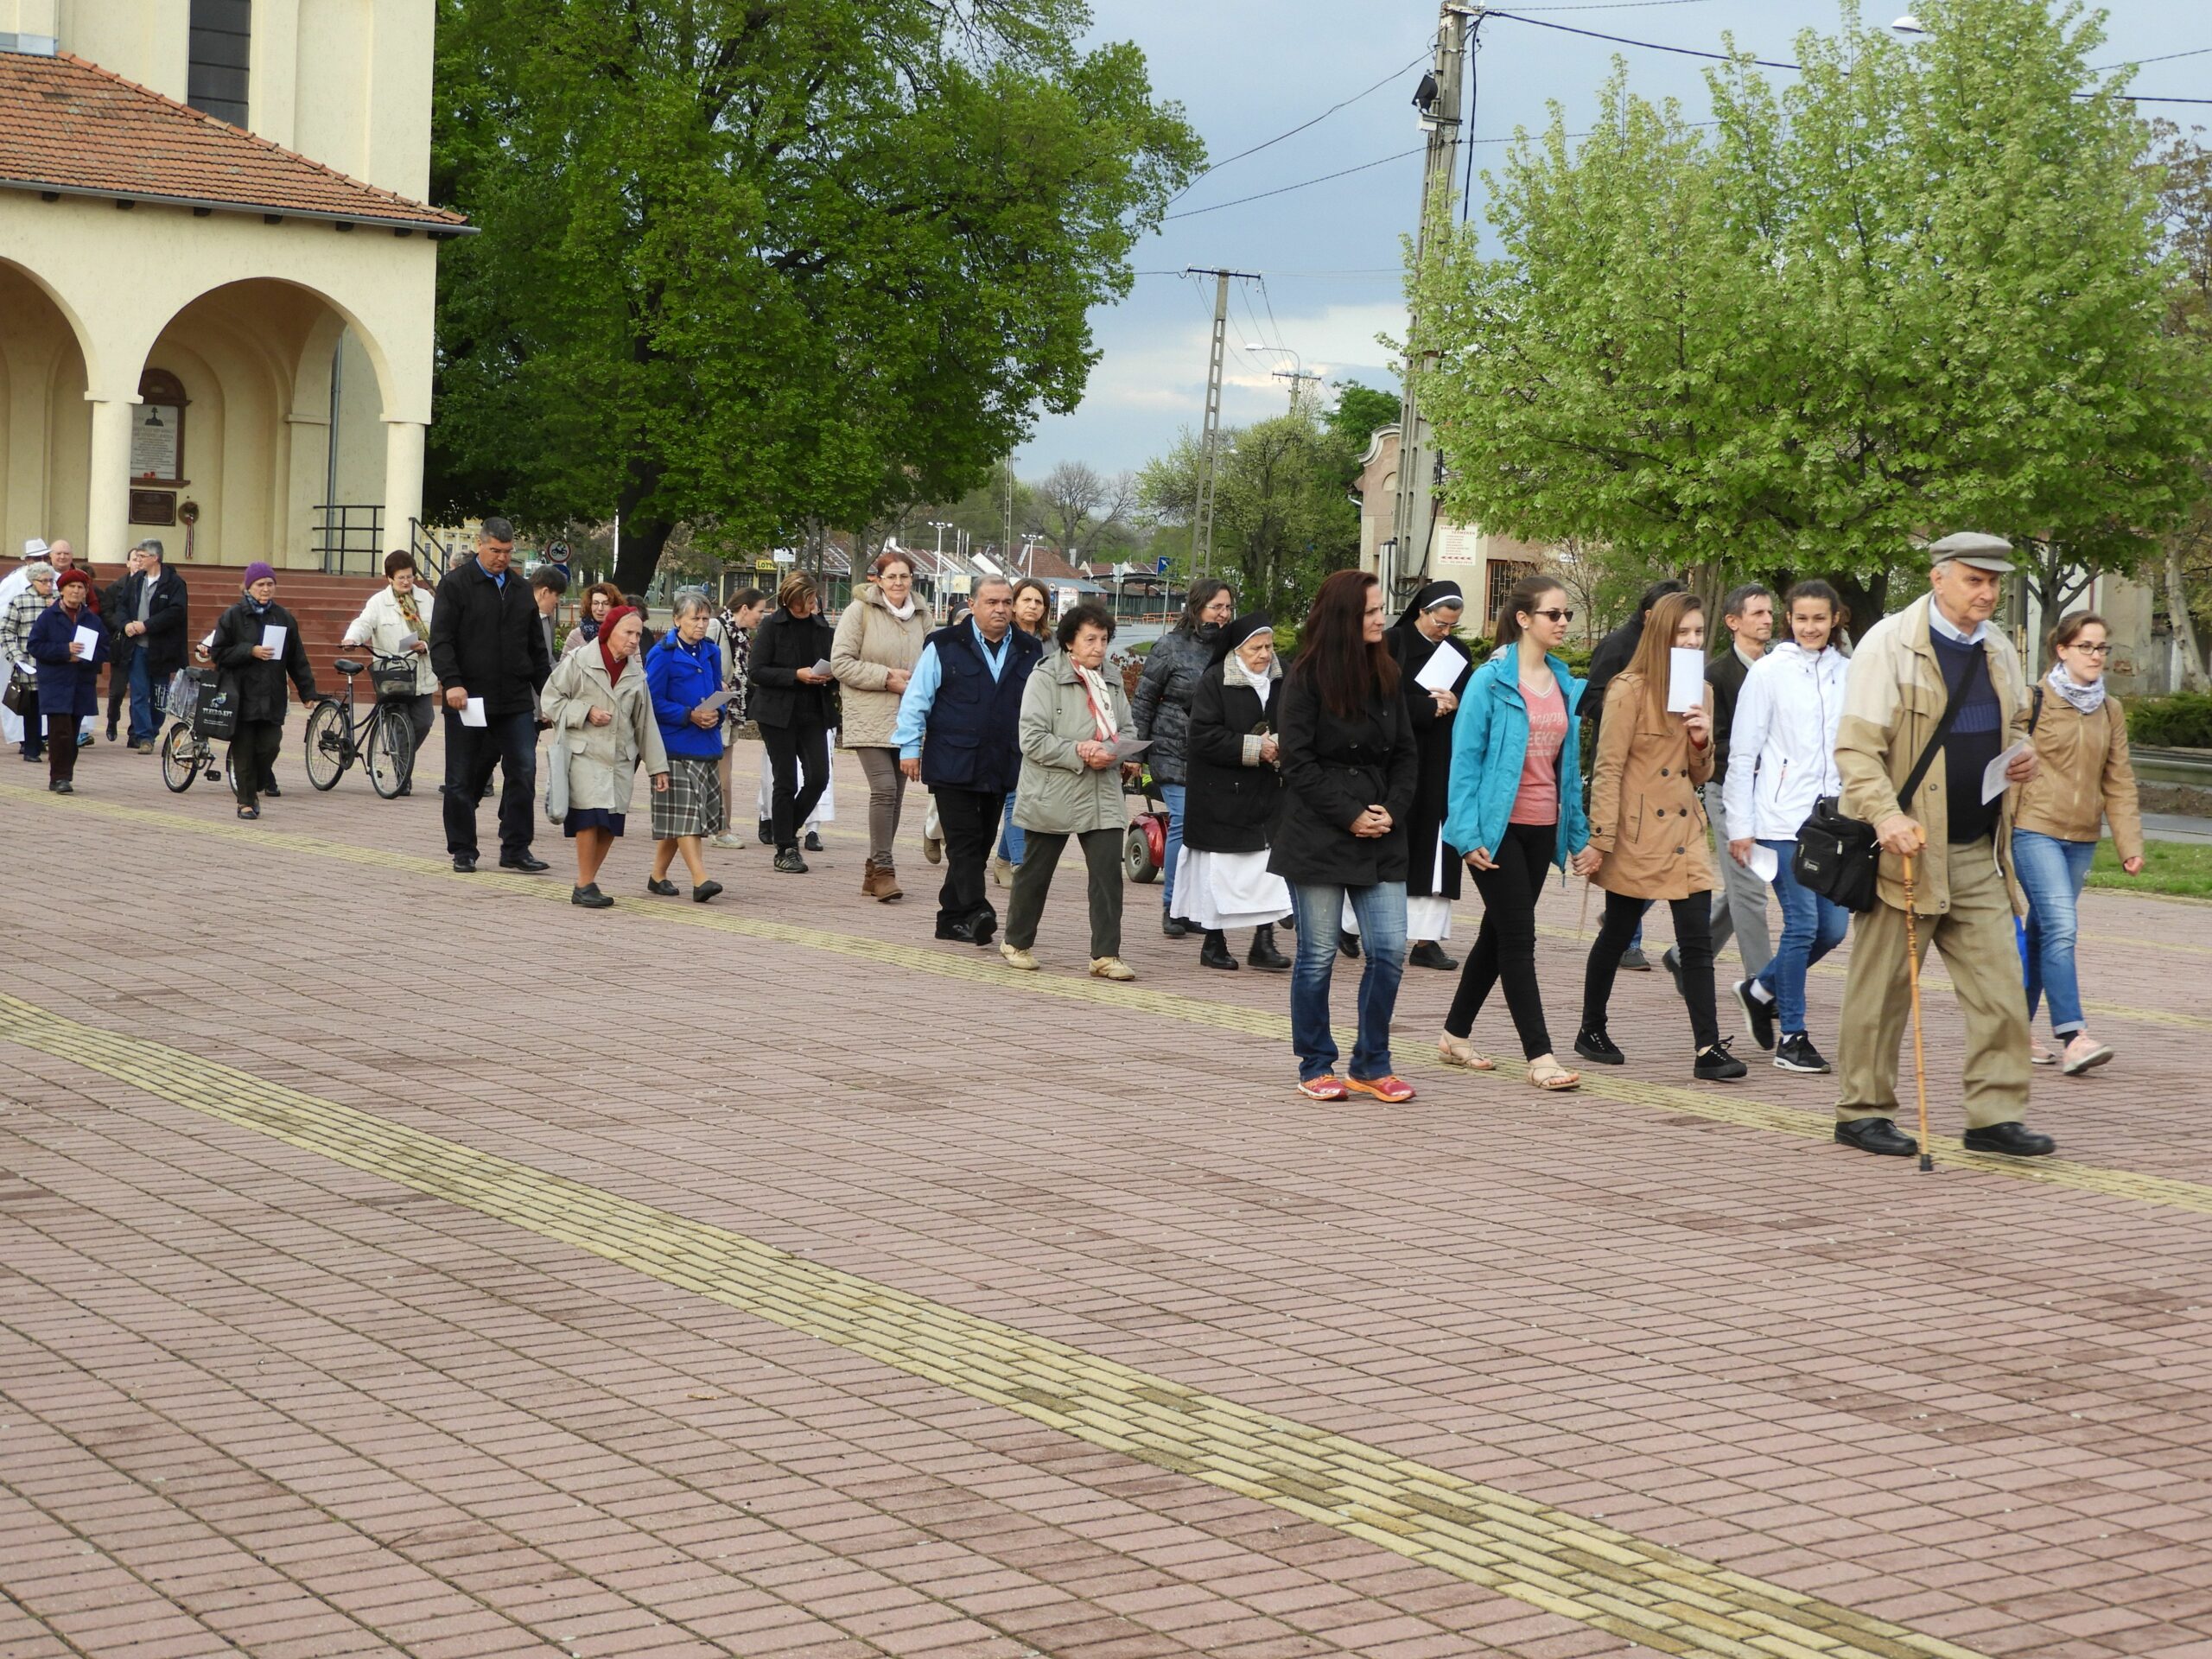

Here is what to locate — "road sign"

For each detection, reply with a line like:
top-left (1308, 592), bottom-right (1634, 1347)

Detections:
top-left (1154, 556), bottom-right (1169, 575)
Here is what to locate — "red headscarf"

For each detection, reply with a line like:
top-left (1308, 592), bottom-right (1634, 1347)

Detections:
top-left (597, 605), bottom-right (639, 683)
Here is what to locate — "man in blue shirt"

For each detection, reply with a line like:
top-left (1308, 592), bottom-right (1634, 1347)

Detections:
top-left (893, 577), bottom-right (1042, 945)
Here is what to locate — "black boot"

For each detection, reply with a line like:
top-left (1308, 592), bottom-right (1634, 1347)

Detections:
top-left (1198, 929), bottom-right (1238, 970)
top-left (1248, 925), bottom-right (1290, 971)
top-left (1338, 930), bottom-right (1361, 959)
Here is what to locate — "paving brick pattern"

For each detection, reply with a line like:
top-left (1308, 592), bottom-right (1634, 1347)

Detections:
top-left (2, 732), bottom-right (2209, 1658)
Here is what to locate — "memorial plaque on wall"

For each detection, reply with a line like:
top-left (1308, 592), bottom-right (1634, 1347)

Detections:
top-left (130, 490), bottom-right (177, 526)
top-left (131, 368), bottom-right (188, 486)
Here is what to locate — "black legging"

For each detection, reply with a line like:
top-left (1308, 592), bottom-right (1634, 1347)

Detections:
top-left (1446, 820), bottom-right (1558, 1060)
top-left (1584, 889), bottom-right (1719, 1051)
top-left (759, 720), bottom-right (829, 850)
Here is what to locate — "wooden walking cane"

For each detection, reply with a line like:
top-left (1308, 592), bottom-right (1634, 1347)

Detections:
top-left (1901, 852), bottom-right (1935, 1173)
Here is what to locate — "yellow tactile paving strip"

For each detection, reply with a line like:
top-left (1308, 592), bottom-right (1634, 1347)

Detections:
top-left (10, 782), bottom-right (2212, 1218)
top-left (0, 990), bottom-right (1996, 1659)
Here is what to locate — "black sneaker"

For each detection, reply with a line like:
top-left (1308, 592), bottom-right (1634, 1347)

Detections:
top-left (804, 830), bottom-right (823, 852)
top-left (1408, 941), bottom-right (1459, 971)
top-left (757, 818), bottom-right (773, 844)
top-left (772, 847), bottom-right (808, 874)
top-left (1619, 946), bottom-right (1650, 972)
top-left (1694, 1037), bottom-right (1748, 1082)
top-left (1162, 913), bottom-right (1192, 938)
top-left (1733, 978), bottom-right (1777, 1052)
top-left (1773, 1033), bottom-right (1829, 1073)
top-left (1338, 930), bottom-right (1362, 960)
top-left (1661, 945), bottom-right (1684, 999)
top-left (1573, 1027), bottom-right (1624, 1065)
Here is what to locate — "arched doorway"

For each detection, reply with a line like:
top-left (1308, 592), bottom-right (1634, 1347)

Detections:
top-left (0, 259), bottom-right (97, 560)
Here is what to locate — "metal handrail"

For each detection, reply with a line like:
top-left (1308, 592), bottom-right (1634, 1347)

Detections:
top-left (408, 518), bottom-right (455, 582)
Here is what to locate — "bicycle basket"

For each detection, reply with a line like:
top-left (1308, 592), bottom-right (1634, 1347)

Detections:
top-left (164, 669), bottom-right (203, 726)
top-left (371, 658), bottom-right (419, 701)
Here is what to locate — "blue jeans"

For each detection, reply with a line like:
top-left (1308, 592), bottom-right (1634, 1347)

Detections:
top-left (127, 650), bottom-right (161, 743)
top-left (2012, 829), bottom-right (2095, 1037)
top-left (1753, 838), bottom-right (1849, 1036)
top-left (997, 792), bottom-right (1024, 865)
top-left (1158, 782), bottom-right (1186, 909)
top-left (1288, 880), bottom-right (1407, 1082)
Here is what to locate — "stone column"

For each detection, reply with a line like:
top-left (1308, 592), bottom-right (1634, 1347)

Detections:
top-left (84, 393), bottom-right (135, 564)
top-left (382, 418), bottom-right (427, 561)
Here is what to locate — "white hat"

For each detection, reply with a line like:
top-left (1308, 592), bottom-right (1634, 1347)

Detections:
top-left (22, 537), bottom-right (48, 559)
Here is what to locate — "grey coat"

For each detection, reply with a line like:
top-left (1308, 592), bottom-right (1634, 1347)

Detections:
top-left (1130, 627), bottom-right (1213, 786)
top-left (540, 647), bottom-right (670, 816)
top-left (1014, 654), bottom-right (1134, 836)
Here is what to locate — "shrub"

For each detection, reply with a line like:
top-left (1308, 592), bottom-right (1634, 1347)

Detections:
top-left (2125, 691), bottom-right (2212, 748)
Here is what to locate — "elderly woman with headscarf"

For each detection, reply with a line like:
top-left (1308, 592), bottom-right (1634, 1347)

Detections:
top-left (541, 604), bottom-right (670, 907)
top-left (207, 562), bottom-right (318, 818)
top-left (644, 590), bottom-right (728, 902)
top-left (3, 559), bottom-right (56, 762)
top-left (1374, 579), bottom-right (1474, 971)
top-left (1173, 613), bottom-right (1291, 972)
top-left (26, 565), bottom-right (106, 792)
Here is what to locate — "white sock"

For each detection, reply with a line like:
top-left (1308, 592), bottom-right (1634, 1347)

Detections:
top-left (1748, 980), bottom-right (1775, 1004)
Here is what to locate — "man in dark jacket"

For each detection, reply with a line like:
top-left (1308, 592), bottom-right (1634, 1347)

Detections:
top-left (1580, 578), bottom-right (1685, 970)
top-left (112, 538), bottom-right (188, 752)
top-left (892, 577), bottom-right (1044, 945)
top-left (429, 518), bottom-right (553, 873)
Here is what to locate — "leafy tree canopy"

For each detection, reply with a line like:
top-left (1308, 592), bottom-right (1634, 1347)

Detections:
top-left (428, 0), bottom-right (1204, 590)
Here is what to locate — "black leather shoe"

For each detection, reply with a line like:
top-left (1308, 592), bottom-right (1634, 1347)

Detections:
top-left (1338, 930), bottom-right (1361, 960)
top-left (757, 819), bottom-right (773, 844)
top-left (1962, 1122), bottom-right (2056, 1158)
top-left (935, 918), bottom-right (982, 943)
top-left (804, 830), bottom-right (823, 852)
top-left (1734, 978), bottom-right (1777, 1052)
top-left (572, 884), bottom-right (613, 909)
top-left (1248, 925), bottom-right (1290, 971)
top-left (262, 779), bottom-right (281, 798)
top-left (1408, 941), bottom-right (1458, 971)
top-left (692, 880), bottom-right (723, 903)
top-left (1198, 930), bottom-right (1239, 971)
top-left (1835, 1117), bottom-right (1918, 1157)
top-left (1662, 945), bottom-right (1684, 999)
top-left (500, 853), bottom-right (550, 873)
top-left (1694, 1038), bottom-right (1748, 1082)
top-left (452, 854), bottom-right (478, 873)
top-left (1574, 1027), bottom-right (1624, 1065)
top-left (645, 877), bottom-right (679, 896)
top-left (1161, 913), bottom-right (1191, 938)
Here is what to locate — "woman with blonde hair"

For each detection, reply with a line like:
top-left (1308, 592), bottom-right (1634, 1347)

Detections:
top-left (833, 549), bottom-right (933, 899)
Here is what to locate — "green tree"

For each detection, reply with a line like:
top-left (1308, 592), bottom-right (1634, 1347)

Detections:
top-left (1412, 0), bottom-right (2209, 626)
top-left (1325, 380), bottom-right (1401, 460)
top-left (2153, 123), bottom-right (2212, 690)
top-left (429, 0), bottom-right (1202, 592)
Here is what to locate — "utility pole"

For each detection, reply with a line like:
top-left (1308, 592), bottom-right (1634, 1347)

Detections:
top-left (1186, 266), bottom-right (1260, 578)
top-left (1273, 368), bottom-right (1323, 411)
top-left (1387, 3), bottom-right (1478, 607)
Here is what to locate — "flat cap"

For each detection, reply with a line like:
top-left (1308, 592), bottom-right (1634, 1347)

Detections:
top-left (1929, 531), bottom-right (2013, 573)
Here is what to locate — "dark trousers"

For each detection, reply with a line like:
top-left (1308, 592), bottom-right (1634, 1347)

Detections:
top-left (442, 706), bottom-right (538, 859)
top-left (760, 720), bottom-right (829, 850)
top-left (931, 785), bottom-right (1004, 932)
top-left (1006, 828), bottom-right (1124, 958)
top-left (45, 715), bottom-right (77, 783)
top-left (232, 718), bottom-right (283, 806)
top-left (1584, 888), bottom-right (1719, 1051)
top-left (105, 652), bottom-right (130, 732)
top-left (1446, 820), bottom-right (1558, 1060)
top-left (397, 693), bottom-right (435, 753)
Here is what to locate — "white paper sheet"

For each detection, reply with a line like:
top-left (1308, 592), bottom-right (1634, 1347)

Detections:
top-left (397, 633), bottom-right (421, 651)
top-left (1110, 734), bottom-right (1153, 760)
top-left (1668, 647), bottom-right (1706, 713)
top-left (1981, 740), bottom-right (2031, 804)
top-left (71, 623), bottom-right (101, 661)
top-left (1414, 641), bottom-right (1464, 694)
top-left (461, 696), bottom-right (487, 728)
top-left (1746, 842), bottom-right (1779, 884)
top-left (697, 686), bottom-right (734, 713)
top-left (807, 658), bottom-right (833, 677)
top-left (260, 624), bottom-right (288, 658)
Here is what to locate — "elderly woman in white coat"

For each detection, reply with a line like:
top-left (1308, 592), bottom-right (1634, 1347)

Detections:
top-left (339, 549), bottom-right (439, 775)
top-left (832, 549), bottom-right (933, 900)
top-left (539, 605), bottom-right (670, 909)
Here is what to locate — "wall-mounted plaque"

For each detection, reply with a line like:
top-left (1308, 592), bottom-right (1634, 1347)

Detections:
top-left (130, 490), bottom-right (177, 526)
top-left (132, 368), bottom-right (188, 486)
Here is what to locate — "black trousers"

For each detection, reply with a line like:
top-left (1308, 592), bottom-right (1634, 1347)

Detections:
top-left (759, 720), bottom-right (829, 850)
top-left (232, 718), bottom-right (283, 806)
top-left (931, 785), bottom-right (1004, 932)
top-left (1585, 888), bottom-right (1719, 1051)
top-left (105, 652), bottom-right (130, 730)
top-left (1005, 828), bottom-right (1124, 959)
top-left (442, 706), bottom-right (538, 859)
top-left (45, 715), bottom-right (77, 783)
top-left (1446, 820), bottom-right (1558, 1060)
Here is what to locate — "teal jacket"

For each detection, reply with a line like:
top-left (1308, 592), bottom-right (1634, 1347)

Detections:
top-left (1442, 646), bottom-right (1591, 867)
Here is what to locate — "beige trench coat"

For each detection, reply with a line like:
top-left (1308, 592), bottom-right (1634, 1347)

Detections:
top-left (1587, 670), bottom-right (1717, 901)
top-left (539, 645), bottom-right (669, 816)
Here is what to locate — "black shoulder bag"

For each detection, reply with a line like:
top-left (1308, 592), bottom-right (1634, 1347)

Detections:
top-left (1793, 645), bottom-right (1982, 913)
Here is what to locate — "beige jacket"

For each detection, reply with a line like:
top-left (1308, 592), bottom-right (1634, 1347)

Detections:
top-left (340, 583), bottom-right (439, 695)
top-left (1587, 671), bottom-right (1717, 900)
top-left (539, 646), bottom-right (669, 815)
top-left (831, 583), bottom-right (931, 749)
top-left (1836, 594), bottom-right (2031, 918)
top-left (2013, 687), bottom-right (2144, 863)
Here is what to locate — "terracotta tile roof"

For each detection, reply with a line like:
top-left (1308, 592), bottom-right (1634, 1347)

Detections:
top-left (0, 49), bottom-right (469, 232)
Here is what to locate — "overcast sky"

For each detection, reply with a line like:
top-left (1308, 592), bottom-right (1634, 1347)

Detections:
top-left (1014, 0), bottom-right (2208, 480)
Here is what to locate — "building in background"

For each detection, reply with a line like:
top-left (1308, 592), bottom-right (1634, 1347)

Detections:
top-left (1352, 426), bottom-right (1549, 635)
top-left (0, 0), bottom-right (465, 576)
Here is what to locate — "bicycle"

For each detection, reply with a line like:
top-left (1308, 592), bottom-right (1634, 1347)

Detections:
top-left (160, 666), bottom-right (236, 795)
top-left (302, 652), bottom-right (419, 798)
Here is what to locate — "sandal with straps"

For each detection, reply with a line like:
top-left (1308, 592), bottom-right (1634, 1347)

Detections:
top-left (1527, 1057), bottom-right (1580, 1092)
top-left (1437, 1033), bottom-right (1497, 1071)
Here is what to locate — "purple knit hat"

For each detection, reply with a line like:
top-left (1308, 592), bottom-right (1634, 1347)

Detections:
top-left (241, 562), bottom-right (276, 589)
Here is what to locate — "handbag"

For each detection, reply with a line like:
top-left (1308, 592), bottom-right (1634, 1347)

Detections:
top-left (544, 728), bottom-right (570, 823)
top-left (1, 664), bottom-right (29, 718)
top-left (1793, 645), bottom-right (1983, 912)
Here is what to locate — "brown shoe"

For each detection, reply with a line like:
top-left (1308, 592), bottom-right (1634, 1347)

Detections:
top-left (874, 861), bottom-right (902, 902)
top-left (860, 865), bottom-right (885, 899)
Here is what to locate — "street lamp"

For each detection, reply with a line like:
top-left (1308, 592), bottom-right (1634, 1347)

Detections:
top-left (1891, 13), bottom-right (1927, 34)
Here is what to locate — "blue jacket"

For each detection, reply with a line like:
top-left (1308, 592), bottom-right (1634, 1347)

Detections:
top-left (1442, 646), bottom-right (1590, 868)
top-left (645, 632), bottom-right (724, 759)
top-left (29, 600), bottom-right (108, 718)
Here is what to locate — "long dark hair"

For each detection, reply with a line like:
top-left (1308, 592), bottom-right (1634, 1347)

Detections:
top-left (1177, 578), bottom-right (1231, 636)
top-left (1009, 577), bottom-right (1052, 637)
top-left (1295, 570), bottom-right (1397, 720)
top-left (1492, 575), bottom-right (1566, 648)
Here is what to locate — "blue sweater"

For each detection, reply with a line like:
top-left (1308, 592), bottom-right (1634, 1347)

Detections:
top-left (645, 632), bottom-right (724, 759)
top-left (1442, 646), bottom-right (1590, 867)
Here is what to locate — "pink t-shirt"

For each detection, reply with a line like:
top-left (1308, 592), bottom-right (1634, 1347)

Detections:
top-left (1511, 674), bottom-right (1567, 826)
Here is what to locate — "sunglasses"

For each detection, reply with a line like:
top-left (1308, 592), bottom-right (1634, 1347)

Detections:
top-left (1527, 607), bottom-right (1574, 624)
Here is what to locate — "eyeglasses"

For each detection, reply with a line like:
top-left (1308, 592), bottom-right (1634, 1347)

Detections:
top-left (2065, 641), bottom-right (2113, 657)
top-left (1529, 608), bottom-right (1574, 624)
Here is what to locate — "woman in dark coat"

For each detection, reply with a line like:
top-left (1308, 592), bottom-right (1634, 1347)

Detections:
top-left (1269, 570), bottom-right (1421, 1103)
top-left (27, 566), bottom-right (106, 793)
top-left (1376, 579), bottom-right (1473, 971)
top-left (208, 562), bottom-right (318, 819)
top-left (1173, 613), bottom-right (1290, 972)
top-left (746, 572), bottom-right (838, 872)
top-left (1132, 577), bottom-right (1234, 936)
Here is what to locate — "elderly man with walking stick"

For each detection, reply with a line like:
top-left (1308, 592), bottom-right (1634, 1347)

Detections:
top-left (1831, 533), bottom-right (2052, 1160)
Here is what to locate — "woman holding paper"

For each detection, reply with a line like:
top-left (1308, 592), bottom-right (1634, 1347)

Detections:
top-left (1577, 591), bottom-right (1746, 1081)
top-left (1000, 602), bottom-right (1139, 981)
top-left (208, 563), bottom-right (318, 819)
top-left (642, 592), bottom-right (727, 902)
top-left (832, 550), bottom-right (932, 901)
top-left (1720, 579), bottom-right (1852, 1074)
top-left (340, 550), bottom-right (439, 766)
top-left (747, 573), bottom-right (838, 874)
top-left (26, 565), bottom-right (106, 793)
top-left (1383, 580), bottom-right (1474, 971)
top-left (540, 605), bottom-right (669, 906)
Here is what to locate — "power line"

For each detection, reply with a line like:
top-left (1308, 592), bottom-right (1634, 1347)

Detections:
top-left (2094, 45), bottom-right (2212, 71)
top-left (1168, 47), bottom-right (1433, 205)
top-left (1164, 147), bottom-right (1424, 219)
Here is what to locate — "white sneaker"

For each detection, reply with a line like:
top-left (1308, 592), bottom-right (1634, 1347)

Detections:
top-left (999, 942), bottom-right (1038, 971)
top-left (709, 831), bottom-right (746, 849)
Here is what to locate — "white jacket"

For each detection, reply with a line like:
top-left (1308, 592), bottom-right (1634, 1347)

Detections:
top-left (340, 583), bottom-right (439, 695)
top-left (1722, 640), bottom-right (1849, 842)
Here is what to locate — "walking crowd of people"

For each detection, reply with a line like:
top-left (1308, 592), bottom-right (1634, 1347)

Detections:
top-left (3, 524), bottom-right (2149, 1154)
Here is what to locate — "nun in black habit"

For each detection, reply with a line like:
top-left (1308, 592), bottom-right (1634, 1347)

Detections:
top-left (1374, 579), bottom-right (1474, 969)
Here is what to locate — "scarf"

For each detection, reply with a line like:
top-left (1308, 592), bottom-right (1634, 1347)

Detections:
top-left (577, 618), bottom-right (600, 643)
top-left (2046, 659), bottom-right (2107, 718)
top-left (598, 605), bottom-right (639, 683)
top-left (883, 593), bottom-right (918, 621)
top-left (1224, 639), bottom-right (1274, 697)
top-left (1073, 661), bottom-right (1119, 741)
top-left (391, 583), bottom-right (427, 643)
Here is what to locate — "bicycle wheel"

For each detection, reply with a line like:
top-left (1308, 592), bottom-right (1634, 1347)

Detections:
top-left (303, 699), bottom-right (346, 791)
top-left (160, 723), bottom-right (198, 792)
top-left (365, 704), bottom-right (412, 799)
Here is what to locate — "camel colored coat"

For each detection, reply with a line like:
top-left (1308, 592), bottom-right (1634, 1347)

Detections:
top-left (1586, 670), bottom-right (1716, 901)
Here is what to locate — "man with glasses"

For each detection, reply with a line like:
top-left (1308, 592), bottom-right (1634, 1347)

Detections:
top-left (1831, 533), bottom-right (2049, 1158)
